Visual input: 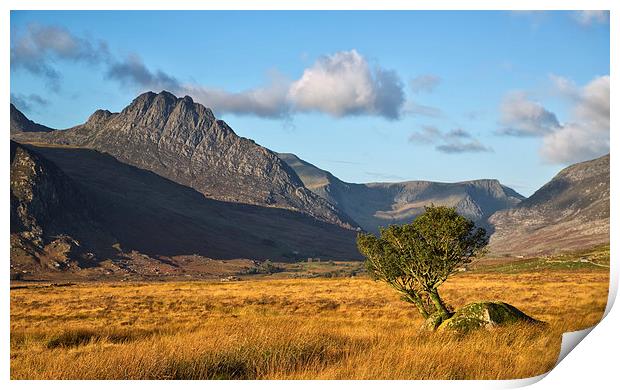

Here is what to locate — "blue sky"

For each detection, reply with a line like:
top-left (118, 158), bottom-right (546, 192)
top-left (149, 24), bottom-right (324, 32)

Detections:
top-left (10, 11), bottom-right (610, 196)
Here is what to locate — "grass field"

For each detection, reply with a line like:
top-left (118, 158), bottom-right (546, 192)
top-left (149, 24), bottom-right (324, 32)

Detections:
top-left (10, 247), bottom-right (609, 380)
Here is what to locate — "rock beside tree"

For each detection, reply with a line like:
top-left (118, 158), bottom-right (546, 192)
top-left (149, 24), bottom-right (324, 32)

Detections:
top-left (428, 301), bottom-right (543, 332)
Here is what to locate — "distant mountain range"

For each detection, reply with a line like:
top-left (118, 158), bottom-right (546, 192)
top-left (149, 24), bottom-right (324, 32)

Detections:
top-left (278, 153), bottom-right (523, 234)
top-left (9, 91), bottom-right (610, 277)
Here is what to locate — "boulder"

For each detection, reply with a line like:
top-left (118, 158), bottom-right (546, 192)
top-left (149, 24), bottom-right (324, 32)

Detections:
top-left (422, 311), bottom-right (446, 331)
top-left (437, 301), bottom-right (542, 332)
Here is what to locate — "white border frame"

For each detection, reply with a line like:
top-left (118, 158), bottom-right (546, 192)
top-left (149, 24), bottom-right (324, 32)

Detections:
top-left (2, 1), bottom-right (616, 389)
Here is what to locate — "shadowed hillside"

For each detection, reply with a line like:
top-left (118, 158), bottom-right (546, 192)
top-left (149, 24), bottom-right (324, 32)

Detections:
top-left (10, 141), bottom-right (116, 275)
top-left (25, 144), bottom-right (360, 262)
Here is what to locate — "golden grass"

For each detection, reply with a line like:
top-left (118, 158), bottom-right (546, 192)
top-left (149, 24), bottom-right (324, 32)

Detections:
top-left (10, 266), bottom-right (608, 380)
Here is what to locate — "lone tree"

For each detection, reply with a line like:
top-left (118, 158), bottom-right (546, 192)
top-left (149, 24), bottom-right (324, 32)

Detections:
top-left (357, 205), bottom-right (488, 322)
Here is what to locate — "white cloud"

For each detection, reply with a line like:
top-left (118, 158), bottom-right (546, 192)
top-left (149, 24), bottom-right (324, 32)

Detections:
top-left (541, 75), bottom-right (609, 164)
top-left (513, 11), bottom-right (609, 27)
top-left (549, 74), bottom-right (579, 98)
top-left (540, 123), bottom-right (608, 165)
top-left (573, 75), bottom-right (610, 130)
top-left (497, 91), bottom-right (560, 136)
top-left (288, 50), bottom-right (404, 119)
top-left (447, 128), bottom-right (471, 138)
top-left (498, 75), bottom-right (609, 164)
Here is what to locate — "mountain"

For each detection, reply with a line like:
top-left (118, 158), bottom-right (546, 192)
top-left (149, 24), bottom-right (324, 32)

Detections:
top-left (11, 92), bottom-right (357, 230)
top-left (11, 142), bottom-right (360, 269)
top-left (278, 153), bottom-right (524, 234)
top-left (10, 103), bottom-right (54, 133)
top-left (10, 141), bottom-right (115, 276)
top-left (488, 154), bottom-right (610, 255)
top-left (12, 92), bottom-right (606, 268)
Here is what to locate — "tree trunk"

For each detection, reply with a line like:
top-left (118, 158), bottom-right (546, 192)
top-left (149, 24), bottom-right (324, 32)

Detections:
top-left (404, 292), bottom-right (430, 319)
top-left (428, 288), bottom-right (451, 320)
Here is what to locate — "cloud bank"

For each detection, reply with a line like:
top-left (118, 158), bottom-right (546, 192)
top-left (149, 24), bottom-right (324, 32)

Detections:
top-left (11, 23), bottom-right (109, 91)
top-left (498, 75), bottom-right (609, 164)
top-left (498, 92), bottom-right (560, 136)
top-left (11, 24), bottom-right (409, 120)
top-left (106, 55), bottom-right (180, 92)
top-left (181, 78), bottom-right (291, 118)
top-left (182, 50), bottom-right (406, 119)
top-left (541, 75), bottom-right (609, 164)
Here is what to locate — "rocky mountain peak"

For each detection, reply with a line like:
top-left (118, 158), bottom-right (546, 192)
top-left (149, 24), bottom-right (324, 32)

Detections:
top-left (86, 109), bottom-right (117, 127)
top-left (120, 91), bottom-right (217, 130)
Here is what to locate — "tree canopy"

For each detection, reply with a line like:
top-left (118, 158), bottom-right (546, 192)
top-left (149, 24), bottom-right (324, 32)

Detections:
top-left (357, 205), bottom-right (488, 320)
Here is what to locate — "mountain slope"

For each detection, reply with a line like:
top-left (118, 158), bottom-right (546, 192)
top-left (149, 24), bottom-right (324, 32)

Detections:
top-left (488, 154), bottom-right (610, 255)
top-left (23, 144), bottom-right (360, 261)
top-left (11, 93), bottom-right (356, 229)
top-left (10, 141), bottom-right (115, 275)
top-left (278, 153), bottom-right (524, 234)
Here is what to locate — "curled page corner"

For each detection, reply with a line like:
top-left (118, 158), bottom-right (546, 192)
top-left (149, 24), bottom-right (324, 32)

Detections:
top-left (556, 327), bottom-right (595, 365)
top-left (499, 373), bottom-right (548, 388)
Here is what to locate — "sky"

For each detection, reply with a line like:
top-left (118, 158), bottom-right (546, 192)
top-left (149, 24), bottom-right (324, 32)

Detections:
top-left (10, 10), bottom-right (610, 196)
